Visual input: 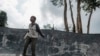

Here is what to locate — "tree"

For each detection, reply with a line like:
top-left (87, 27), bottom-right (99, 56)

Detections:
top-left (51, 0), bottom-right (83, 33)
top-left (51, 0), bottom-right (69, 32)
top-left (64, 0), bottom-right (69, 32)
top-left (51, 0), bottom-right (100, 34)
top-left (69, 0), bottom-right (76, 33)
top-left (44, 24), bottom-right (52, 29)
top-left (76, 0), bottom-right (83, 33)
top-left (82, 0), bottom-right (100, 34)
top-left (0, 10), bottom-right (7, 27)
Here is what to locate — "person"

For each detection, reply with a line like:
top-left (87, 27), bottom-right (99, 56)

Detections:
top-left (22, 16), bottom-right (44, 56)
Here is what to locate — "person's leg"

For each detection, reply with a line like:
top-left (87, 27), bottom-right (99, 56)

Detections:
top-left (23, 37), bottom-right (31, 56)
top-left (31, 38), bottom-right (37, 56)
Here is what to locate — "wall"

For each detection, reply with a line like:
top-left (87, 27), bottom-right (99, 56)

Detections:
top-left (0, 27), bottom-right (100, 56)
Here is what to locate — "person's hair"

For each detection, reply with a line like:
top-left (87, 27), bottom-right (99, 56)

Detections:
top-left (31, 16), bottom-right (36, 21)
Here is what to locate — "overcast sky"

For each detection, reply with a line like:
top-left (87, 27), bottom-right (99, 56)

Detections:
top-left (0, 0), bottom-right (100, 33)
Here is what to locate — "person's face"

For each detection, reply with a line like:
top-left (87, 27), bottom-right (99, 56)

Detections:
top-left (30, 17), bottom-right (35, 23)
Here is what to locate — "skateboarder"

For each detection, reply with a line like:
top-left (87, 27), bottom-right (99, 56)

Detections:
top-left (22, 16), bottom-right (44, 56)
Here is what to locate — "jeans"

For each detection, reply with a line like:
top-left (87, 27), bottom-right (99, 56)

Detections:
top-left (22, 36), bottom-right (37, 56)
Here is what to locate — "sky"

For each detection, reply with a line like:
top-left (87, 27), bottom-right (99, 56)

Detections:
top-left (0, 0), bottom-right (100, 33)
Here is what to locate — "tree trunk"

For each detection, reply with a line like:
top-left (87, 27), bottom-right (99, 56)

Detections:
top-left (64, 0), bottom-right (69, 32)
top-left (87, 10), bottom-right (93, 34)
top-left (77, 0), bottom-right (83, 33)
top-left (69, 0), bottom-right (76, 33)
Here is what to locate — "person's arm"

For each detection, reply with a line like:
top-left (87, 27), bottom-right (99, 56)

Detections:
top-left (36, 24), bottom-right (44, 37)
top-left (28, 24), bottom-right (31, 33)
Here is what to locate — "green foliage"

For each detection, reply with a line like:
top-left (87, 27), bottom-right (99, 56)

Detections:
top-left (0, 10), bottom-right (7, 27)
top-left (82, 0), bottom-right (100, 12)
top-left (51, 0), bottom-right (64, 7)
top-left (44, 24), bottom-right (52, 29)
